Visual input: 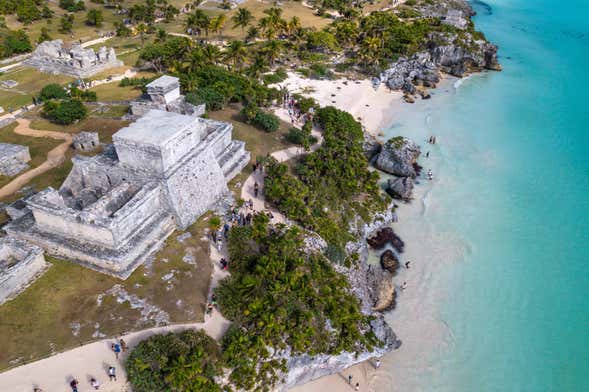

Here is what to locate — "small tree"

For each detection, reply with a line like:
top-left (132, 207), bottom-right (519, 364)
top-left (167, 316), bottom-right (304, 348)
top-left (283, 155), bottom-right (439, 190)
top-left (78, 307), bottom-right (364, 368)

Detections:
top-left (136, 23), bottom-right (148, 48)
top-left (43, 99), bottom-right (88, 125)
top-left (86, 9), bottom-right (103, 26)
top-left (38, 27), bottom-right (52, 44)
top-left (59, 14), bottom-right (75, 34)
top-left (39, 84), bottom-right (68, 101)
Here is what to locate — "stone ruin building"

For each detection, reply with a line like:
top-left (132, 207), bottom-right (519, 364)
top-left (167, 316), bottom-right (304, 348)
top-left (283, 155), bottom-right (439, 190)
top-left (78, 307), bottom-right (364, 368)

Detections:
top-left (5, 109), bottom-right (249, 279)
top-left (0, 143), bottom-right (31, 177)
top-left (0, 237), bottom-right (49, 305)
top-left (24, 39), bottom-right (123, 78)
top-left (130, 75), bottom-right (205, 117)
top-left (73, 131), bottom-right (100, 152)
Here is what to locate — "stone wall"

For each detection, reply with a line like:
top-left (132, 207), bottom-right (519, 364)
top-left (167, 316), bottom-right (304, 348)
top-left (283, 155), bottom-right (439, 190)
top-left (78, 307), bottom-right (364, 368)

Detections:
top-left (0, 237), bottom-right (49, 305)
top-left (0, 143), bottom-right (31, 177)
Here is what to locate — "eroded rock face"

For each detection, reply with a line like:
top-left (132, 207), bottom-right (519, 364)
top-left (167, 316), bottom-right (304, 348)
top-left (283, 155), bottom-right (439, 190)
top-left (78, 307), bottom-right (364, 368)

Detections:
top-left (366, 227), bottom-right (405, 253)
top-left (380, 250), bottom-right (400, 275)
top-left (386, 176), bottom-right (414, 201)
top-left (429, 40), bottom-right (501, 77)
top-left (375, 137), bottom-right (421, 177)
top-left (372, 271), bottom-right (397, 312)
top-left (363, 132), bottom-right (382, 162)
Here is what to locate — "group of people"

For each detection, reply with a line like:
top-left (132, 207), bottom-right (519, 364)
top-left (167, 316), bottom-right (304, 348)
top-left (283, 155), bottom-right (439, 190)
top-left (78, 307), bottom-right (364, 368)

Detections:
top-left (61, 340), bottom-right (125, 391)
top-left (283, 93), bottom-right (314, 126)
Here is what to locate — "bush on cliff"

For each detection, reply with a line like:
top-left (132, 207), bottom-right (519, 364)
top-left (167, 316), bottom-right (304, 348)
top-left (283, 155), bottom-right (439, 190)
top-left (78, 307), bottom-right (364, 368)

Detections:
top-left (264, 106), bottom-right (385, 252)
top-left (216, 215), bottom-right (378, 390)
top-left (42, 99), bottom-right (87, 125)
top-left (126, 330), bottom-right (223, 392)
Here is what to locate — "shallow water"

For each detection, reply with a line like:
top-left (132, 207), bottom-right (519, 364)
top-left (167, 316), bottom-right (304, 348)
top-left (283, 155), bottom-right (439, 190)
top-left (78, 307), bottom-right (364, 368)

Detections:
top-left (372, 1), bottom-right (589, 390)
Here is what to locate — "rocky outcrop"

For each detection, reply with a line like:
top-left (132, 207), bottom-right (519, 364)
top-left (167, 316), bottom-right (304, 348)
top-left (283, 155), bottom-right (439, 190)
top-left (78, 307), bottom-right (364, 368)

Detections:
top-left (380, 250), bottom-right (400, 275)
top-left (386, 176), bottom-right (414, 201)
top-left (379, 0), bottom-right (500, 96)
top-left (363, 132), bottom-right (382, 162)
top-left (372, 271), bottom-right (396, 312)
top-left (375, 137), bottom-right (421, 177)
top-left (367, 227), bottom-right (405, 253)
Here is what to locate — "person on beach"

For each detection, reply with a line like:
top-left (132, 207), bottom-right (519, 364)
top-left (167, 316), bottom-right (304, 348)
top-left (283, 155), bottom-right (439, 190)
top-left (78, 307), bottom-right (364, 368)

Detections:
top-left (375, 358), bottom-right (381, 368)
top-left (405, 261), bottom-right (411, 269)
top-left (355, 382), bottom-right (360, 391)
top-left (348, 375), bottom-right (353, 384)
top-left (428, 169), bottom-right (433, 180)
top-left (108, 366), bottom-right (116, 381)
top-left (426, 151), bottom-right (430, 158)
top-left (119, 338), bottom-right (127, 352)
top-left (69, 379), bottom-right (79, 392)
top-left (111, 342), bottom-right (121, 359)
top-left (401, 282), bottom-right (408, 291)
top-left (33, 387), bottom-right (43, 392)
top-left (90, 377), bottom-right (101, 389)
top-left (254, 182), bottom-right (259, 197)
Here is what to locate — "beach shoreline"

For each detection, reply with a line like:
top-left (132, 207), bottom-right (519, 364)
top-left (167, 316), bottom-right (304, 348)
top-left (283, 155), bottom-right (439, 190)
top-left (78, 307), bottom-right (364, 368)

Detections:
top-left (273, 72), bottom-right (403, 137)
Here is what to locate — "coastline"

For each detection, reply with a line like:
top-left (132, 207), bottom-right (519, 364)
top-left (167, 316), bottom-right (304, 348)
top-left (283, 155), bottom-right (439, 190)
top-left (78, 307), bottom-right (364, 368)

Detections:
top-left (278, 75), bottom-right (461, 391)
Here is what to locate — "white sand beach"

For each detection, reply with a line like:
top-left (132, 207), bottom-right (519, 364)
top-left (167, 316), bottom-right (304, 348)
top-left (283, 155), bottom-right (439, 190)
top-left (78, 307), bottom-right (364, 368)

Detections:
top-left (274, 72), bottom-right (403, 136)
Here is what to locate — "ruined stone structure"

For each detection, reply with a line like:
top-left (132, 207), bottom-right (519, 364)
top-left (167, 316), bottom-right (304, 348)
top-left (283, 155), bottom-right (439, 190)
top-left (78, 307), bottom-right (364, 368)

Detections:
top-left (0, 143), bottom-right (31, 176)
top-left (5, 109), bottom-right (249, 279)
top-left (24, 40), bottom-right (123, 78)
top-left (0, 237), bottom-right (49, 305)
top-left (130, 75), bottom-right (205, 117)
top-left (73, 131), bottom-right (100, 152)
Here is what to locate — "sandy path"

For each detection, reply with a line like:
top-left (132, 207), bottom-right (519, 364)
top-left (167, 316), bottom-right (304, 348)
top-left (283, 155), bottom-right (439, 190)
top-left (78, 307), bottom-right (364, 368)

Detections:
top-left (0, 119), bottom-right (73, 200)
top-left (0, 238), bottom-right (231, 392)
top-left (239, 122), bottom-right (322, 225)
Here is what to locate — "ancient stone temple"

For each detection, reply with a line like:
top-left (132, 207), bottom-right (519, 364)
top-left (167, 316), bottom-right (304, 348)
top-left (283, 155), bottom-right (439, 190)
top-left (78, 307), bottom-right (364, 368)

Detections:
top-left (73, 131), bottom-right (100, 152)
top-left (130, 75), bottom-right (205, 117)
top-left (24, 40), bottom-right (123, 78)
top-left (0, 143), bottom-right (31, 176)
top-left (5, 110), bottom-right (249, 279)
top-left (0, 237), bottom-right (49, 305)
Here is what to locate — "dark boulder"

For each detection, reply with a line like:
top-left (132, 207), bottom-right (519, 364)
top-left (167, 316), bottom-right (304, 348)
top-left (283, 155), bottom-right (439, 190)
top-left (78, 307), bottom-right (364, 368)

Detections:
top-left (380, 250), bottom-right (400, 275)
top-left (367, 227), bottom-right (405, 253)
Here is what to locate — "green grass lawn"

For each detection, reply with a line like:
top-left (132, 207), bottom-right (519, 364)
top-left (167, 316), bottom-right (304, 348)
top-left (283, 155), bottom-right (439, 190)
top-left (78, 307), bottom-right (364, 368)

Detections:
top-left (0, 215), bottom-right (212, 371)
top-left (0, 67), bottom-right (73, 110)
top-left (0, 122), bottom-right (62, 188)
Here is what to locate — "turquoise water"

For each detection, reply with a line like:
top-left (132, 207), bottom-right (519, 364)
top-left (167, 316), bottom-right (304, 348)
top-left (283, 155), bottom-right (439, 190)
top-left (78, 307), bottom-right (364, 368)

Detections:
top-left (379, 1), bottom-right (589, 390)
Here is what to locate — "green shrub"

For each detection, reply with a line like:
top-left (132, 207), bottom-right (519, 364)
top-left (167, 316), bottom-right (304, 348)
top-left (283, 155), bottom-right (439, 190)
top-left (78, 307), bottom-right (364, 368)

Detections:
top-left (1, 29), bottom-right (32, 58)
top-left (185, 87), bottom-right (225, 111)
top-left (85, 8), bottom-right (103, 26)
top-left (126, 330), bottom-right (223, 392)
top-left (240, 103), bottom-right (280, 132)
top-left (39, 84), bottom-right (68, 101)
top-left (59, 0), bottom-right (85, 12)
top-left (42, 99), bottom-right (87, 125)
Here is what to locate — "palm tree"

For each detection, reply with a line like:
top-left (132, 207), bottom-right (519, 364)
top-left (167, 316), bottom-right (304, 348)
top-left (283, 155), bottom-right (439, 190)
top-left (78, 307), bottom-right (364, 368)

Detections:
top-left (262, 40), bottom-right (284, 66)
top-left (258, 6), bottom-right (286, 40)
top-left (231, 7), bottom-right (254, 34)
top-left (209, 14), bottom-right (227, 37)
top-left (136, 23), bottom-right (149, 48)
top-left (203, 44), bottom-right (221, 65)
top-left (286, 16), bottom-right (301, 36)
top-left (223, 40), bottom-right (248, 70)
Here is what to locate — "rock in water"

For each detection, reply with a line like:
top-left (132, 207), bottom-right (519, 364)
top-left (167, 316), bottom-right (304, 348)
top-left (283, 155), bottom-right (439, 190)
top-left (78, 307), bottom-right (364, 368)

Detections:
top-left (367, 227), bottom-right (405, 253)
top-left (386, 176), bottom-right (414, 201)
top-left (380, 250), bottom-right (400, 275)
top-left (375, 137), bottom-right (421, 177)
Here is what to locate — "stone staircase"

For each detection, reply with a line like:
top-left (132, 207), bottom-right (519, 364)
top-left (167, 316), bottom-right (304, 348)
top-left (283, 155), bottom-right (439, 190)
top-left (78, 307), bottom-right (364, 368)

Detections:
top-left (218, 140), bottom-right (250, 181)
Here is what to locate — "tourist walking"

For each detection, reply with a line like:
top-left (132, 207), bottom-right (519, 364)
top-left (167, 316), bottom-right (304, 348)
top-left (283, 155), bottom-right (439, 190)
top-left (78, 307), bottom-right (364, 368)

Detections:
top-left (69, 379), bottom-right (79, 392)
top-left (90, 377), bottom-right (101, 389)
top-left (355, 382), bottom-right (360, 391)
top-left (375, 358), bottom-right (381, 368)
top-left (405, 261), bottom-right (411, 269)
top-left (119, 338), bottom-right (127, 352)
top-left (108, 366), bottom-right (117, 381)
top-left (111, 342), bottom-right (121, 359)
top-left (348, 374), bottom-right (353, 384)
top-left (254, 182), bottom-right (259, 197)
